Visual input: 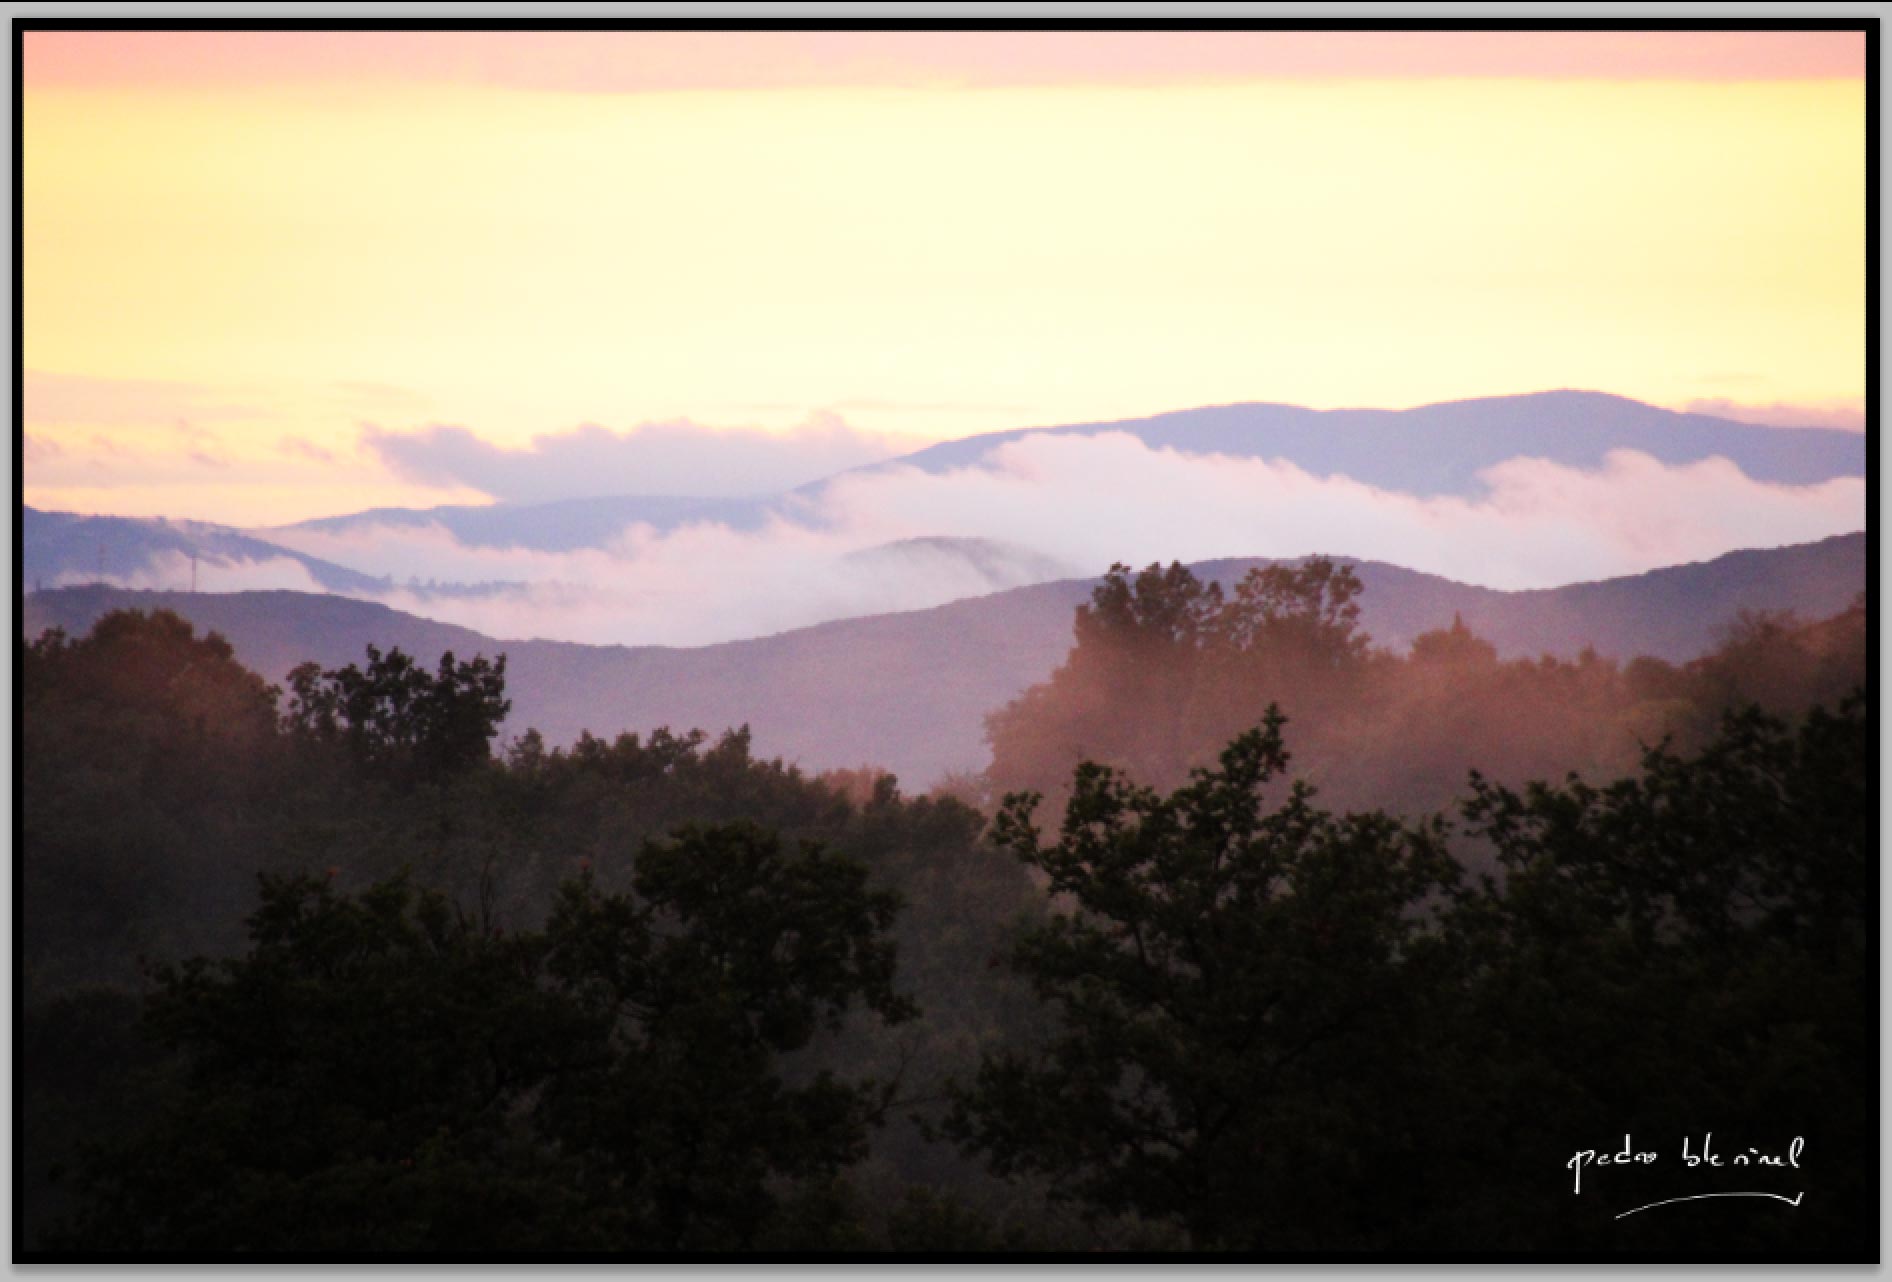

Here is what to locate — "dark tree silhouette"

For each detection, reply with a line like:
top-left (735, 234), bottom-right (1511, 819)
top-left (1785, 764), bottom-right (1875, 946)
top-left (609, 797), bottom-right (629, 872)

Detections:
top-left (956, 692), bottom-right (1872, 1253)
top-left (54, 822), bottom-right (918, 1252)
top-left (949, 709), bottom-right (1466, 1249)
top-left (285, 644), bottom-right (510, 783)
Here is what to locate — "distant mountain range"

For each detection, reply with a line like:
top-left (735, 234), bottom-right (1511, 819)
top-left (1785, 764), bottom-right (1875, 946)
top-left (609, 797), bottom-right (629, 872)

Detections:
top-left (858, 390), bottom-right (1866, 493)
top-left (23, 392), bottom-right (1867, 600)
top-left (22, 533), bottom-right (1865, 787)
top-left (251, 390), bottom-right (1864, 553)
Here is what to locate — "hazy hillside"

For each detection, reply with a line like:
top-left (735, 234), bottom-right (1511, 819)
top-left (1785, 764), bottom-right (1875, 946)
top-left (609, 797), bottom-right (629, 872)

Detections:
top-left (276, 493), bottom-right (781, 551)
top-left (23, 533), bottom-right (1864, 786)
top-left (22, 507), bottom-right (389, 594)
top-left (256, 391), bottom-right (1865, 551)
top-left (839, 537), bottom-right (1078, 588)
top-left (1190, 534), bottom-right (1869, 657)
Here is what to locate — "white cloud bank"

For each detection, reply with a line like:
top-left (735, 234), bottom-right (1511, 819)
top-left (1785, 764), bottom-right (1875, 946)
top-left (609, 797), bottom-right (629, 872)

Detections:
top-left (52, 549), bottom-right (332, 595)
top-left (128, 433), bottom-right (1863, 648)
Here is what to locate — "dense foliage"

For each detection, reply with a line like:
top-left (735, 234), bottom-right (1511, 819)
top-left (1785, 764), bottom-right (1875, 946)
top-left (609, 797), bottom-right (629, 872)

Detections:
top-left (54, 825), bottom-right (914, 1253)
top-left (21, 610), bottom-right (1047, 1253)
top-left (18, 587), bottom-right (1871, 1257)
top-left (948, 711), bottom-right (1467, 1249)
top-left (950, 696), bottom-right (1871, 1252)
top-left (986, 558), bottom-right (1866, 822)
top-left (284, 645), bottom-right (511, 784)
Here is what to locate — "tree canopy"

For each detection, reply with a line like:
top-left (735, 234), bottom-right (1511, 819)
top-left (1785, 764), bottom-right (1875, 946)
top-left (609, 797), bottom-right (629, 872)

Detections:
top-left (285, 644), bottom-right (510, 784)
top-left (56, 821), bottom-right (917, 1253)
top-left (949, 708), bottom-right (1467, 1249)
top-left (952, 695), bottom-right (1871, 1252)
top-left (20, 590), bottom-right (1871, 1257)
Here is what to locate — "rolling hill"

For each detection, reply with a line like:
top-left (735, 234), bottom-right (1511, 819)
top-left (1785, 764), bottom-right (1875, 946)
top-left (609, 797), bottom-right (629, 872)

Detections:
top-left (22, 506), bottom-right (390, 594)
top-left (22, 533), bottom-right (1866, 787)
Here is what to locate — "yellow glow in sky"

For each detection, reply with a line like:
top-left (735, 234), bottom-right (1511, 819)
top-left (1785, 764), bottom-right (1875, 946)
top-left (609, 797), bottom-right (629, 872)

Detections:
top-left (24, 70), bottom-right (1866, 523)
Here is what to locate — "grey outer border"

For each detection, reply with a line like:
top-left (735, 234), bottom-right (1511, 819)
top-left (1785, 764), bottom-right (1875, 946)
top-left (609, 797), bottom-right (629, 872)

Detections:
top-left (1, 4), bottom-right (1881, 1279)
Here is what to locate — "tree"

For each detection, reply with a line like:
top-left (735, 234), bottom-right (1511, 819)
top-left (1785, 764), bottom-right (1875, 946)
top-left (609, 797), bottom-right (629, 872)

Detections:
top-left (285, 645), bottom-right (510, 784)
top-left (25, 609), bottom-right (281, 778)
top-left (986, 559), bottom-right (1378, 809)
top-left (1681, 606), bottom-right (1867, 736)
top-left (539, 821), bottom-right (917, 1249)
top-left (1407, 613), bottom-right (1497, 669)
top-left (53, 873), bottom-right (599, 1252)
top-left (986, 561), bottom-right (1225, 803)
top-left (955, 691), bottom-right (1872, 1253)
top-left (948, 709), bottom-right (1466, 1249)
top-left (55, 822), bottom-right (918, 1252)
top-left (1074, 560), bottom-right (1224, 656)
top-left (1216, 557), bottom-right (1368, 665)
top-left (23, 611), bottom-right (284, 991)
top-left (1187, 558), bottom-right (1373, 765)
top-left (1444, 691), bottom-right (1873, 1253)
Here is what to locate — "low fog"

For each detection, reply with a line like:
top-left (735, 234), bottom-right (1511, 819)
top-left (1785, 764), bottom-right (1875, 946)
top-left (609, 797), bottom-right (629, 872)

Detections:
top-left (63, 433), bottom-right (1865, 648)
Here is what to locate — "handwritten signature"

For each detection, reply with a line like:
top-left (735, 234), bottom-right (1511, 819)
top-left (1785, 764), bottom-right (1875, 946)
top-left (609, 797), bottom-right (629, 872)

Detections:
top-left (1566, 1134), bottom-right (1805, 1219)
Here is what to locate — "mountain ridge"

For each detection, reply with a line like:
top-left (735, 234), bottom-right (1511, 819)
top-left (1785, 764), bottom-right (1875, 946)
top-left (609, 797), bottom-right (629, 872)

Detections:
top-left (846, 390), bottom-right (1864, 495)
top-left (22, 506), bottom-right (389, 594)
top-left (240, 390), bottom-right (1863, 552)
top-left (23, 532), bottom-right (1866, 786)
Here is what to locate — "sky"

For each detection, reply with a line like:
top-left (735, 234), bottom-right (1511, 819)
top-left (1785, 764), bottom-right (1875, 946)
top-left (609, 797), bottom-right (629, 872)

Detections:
top-left (22, 28), bottom-right (1868, 529)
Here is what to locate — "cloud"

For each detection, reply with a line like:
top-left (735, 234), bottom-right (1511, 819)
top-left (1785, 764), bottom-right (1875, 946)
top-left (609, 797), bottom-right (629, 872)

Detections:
top-left (361, 415), bottom-right (909, 502)
top-left (411, 535), bottom-right (1057, 647)
top-left (1681, 398), bottom-right (1866, 432)
top-left (25, 370), bottom-right (267, 428)
top-left (53, 549), bottom-right (330, 595)
top-left (818, 436), bottom-right (1863, 593)
top-left (263, 434), bottom-right (1865, 649)
top-left (278, 436), bottom-right (337, 463)
top-left (25, 428), bottom-right (496, 528)
top-left (24, 434), bottom-right (64, 463)
top-left (269, 519), bottom-right (1076, 647)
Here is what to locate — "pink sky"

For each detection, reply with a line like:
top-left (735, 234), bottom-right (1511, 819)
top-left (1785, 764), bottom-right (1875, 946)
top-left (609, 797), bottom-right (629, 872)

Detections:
top-left (26, 29), bottom-right (1866, 92)
top-left (25, 27), bottom-right (1867, 527)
